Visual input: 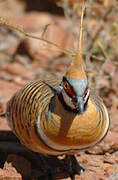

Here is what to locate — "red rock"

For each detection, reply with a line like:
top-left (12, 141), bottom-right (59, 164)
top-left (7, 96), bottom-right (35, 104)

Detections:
top-left (4, 62), bottom-right (26, 76)
top-left (104, 153), bottom-right (116, 164)
top-left (3, 62), bottom-right (35, 81)
top-left (0, 79), bottom-right (22, 104)
top-left (2, 171), bottom-right (22, 180)
top-left (96, 76), bottom-right (110, 89)
top-left (2, 156), bottom-right (22, 180)
top-left (0, 0), bottom-right (25, 18)
top-left (105, 131), bottom-right (118, 144)
top-left (103, 163), bottom-right (113, 175)
top-left (0, 118), bottom-right (10, 131)
top-left (78, 170), bottom-right (99, 180)
top-left (0, 28), bottom-right (19, 55)
top-left (106, 172), bottom-right (118, 180)
top-left (19, 23), bottom-right (74, 61)
top-left (0, 168), bottom-right (4, 178)
top-left (4, 154), bottom-right (31, 179)
top-left (97, 173), bottom-right (107, 180)
top-left (103, 63), bottom-right (116, 75)
top-left (7, 12), bottom-right (54, 30)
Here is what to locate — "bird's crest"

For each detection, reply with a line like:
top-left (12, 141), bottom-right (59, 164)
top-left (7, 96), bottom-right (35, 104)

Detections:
top-left (66, 3), bottom-right (86, 80)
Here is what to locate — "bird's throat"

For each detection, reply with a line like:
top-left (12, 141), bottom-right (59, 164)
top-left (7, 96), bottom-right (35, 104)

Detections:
top-left (58, 90), bottom-right (79, 114)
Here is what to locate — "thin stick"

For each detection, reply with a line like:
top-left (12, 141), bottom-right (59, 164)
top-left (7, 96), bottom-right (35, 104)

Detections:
top-left (0, 17), bottom-right (75, 57)
top-left (91, 55), bottom-right (118, 65)
top-left (97, 40), bottom-right (109, 60)
top-left (76, 3), bottom-right (86, 62)
top-left (41, 23), bottom-right (50, 38)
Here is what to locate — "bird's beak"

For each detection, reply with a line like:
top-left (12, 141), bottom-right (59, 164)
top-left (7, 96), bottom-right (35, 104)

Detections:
top-left (76, 96), bottom-right (84, 114)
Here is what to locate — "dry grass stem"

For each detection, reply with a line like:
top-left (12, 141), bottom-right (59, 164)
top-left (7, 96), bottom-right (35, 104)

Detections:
top-left (0, 17), bottom-right (75, 58)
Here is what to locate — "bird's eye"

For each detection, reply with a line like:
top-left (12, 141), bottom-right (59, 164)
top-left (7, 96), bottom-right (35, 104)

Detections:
top-left (64, 82), bottom-right (69, 89)
top-left (83, 88), bottom-right (88, 98)
top-left (63, 78), bottom-right (76, 98)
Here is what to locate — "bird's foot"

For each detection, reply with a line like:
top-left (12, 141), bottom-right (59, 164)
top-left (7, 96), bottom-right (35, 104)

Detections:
top-left (29, 152), bottom-right (55, 180)
top-left (42, 165), bottom-right (54, 180)
top-left (64, 155), bottom-right (85, 180)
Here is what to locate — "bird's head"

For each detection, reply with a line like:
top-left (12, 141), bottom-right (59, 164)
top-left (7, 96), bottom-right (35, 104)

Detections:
top-left (59, 76), bottom-right (89, 114)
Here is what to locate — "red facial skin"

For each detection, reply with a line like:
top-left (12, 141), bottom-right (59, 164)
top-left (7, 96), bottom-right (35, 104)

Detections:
top-left (67, 86), bottom-right (76, 98)
top-left (83, 89), bottom-right (88, 97)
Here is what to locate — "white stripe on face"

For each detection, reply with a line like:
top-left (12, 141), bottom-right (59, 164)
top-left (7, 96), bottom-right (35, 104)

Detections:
top-left (62, 89), bottom-right (76, 109)
top-left (84, 89), bottom-right (90, 103)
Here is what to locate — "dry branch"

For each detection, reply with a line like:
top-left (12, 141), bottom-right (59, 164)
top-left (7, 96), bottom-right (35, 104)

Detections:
top-left (0, 17), bottom-right (75, 58)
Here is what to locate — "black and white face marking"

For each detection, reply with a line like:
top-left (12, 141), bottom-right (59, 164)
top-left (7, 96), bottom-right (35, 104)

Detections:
top-left (59, 77), bottom-right (90, 113)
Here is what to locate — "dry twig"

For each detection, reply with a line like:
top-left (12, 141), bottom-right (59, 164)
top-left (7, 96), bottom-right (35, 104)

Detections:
top-left (0, 17), bottom-right (75, 58)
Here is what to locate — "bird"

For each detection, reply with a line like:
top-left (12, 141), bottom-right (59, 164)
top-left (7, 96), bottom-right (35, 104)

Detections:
top-left (5, 4), bottom-right (109, 180)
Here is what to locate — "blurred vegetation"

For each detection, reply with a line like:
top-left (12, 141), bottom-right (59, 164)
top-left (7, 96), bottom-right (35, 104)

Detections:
top-left (58, 0), bottom-right (118, 94)
top-left (59, 0), bottom-right (118, 61)
top-left (0, 0), bottom-right (118, 106)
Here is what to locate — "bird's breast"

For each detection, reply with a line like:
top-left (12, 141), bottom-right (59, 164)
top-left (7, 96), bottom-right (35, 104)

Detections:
top-left (40, 96), bottom-right (109, 151)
